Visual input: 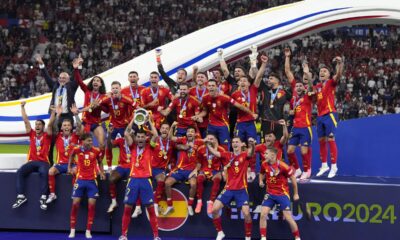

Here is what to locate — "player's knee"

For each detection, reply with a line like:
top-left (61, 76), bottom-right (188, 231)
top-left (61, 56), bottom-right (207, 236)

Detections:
top-left (287, 147), bottom-right (295, 154)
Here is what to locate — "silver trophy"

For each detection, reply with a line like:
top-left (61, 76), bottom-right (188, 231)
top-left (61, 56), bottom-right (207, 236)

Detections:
top-left (133, 108), bottom-right (149, 126)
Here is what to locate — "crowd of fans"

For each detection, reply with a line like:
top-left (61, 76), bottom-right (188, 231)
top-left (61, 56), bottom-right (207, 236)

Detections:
top-left (0, 0), bottom-right (399, 120)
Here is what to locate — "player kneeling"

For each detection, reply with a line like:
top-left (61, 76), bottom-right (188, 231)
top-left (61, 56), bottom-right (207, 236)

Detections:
top-left (259, 146), bottom-right (301, 240)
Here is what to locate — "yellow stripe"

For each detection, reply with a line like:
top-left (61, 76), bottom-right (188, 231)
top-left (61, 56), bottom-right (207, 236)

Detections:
top-left (329, 113), bottom-right (337, 127)
top-left (0, 93), bottom-right (52, 107)
top-left (305, 112), bottom-right (310, 127)
top-left (308, 127), bottom-right (313, 140)
top-left (157, 200), bottom-right (188, 218)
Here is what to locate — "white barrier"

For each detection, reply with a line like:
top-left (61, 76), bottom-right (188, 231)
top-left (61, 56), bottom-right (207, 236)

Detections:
top-left (0, 154), bottom-right (27, 170)
top-left (0, 0), bottom-right (400, 143)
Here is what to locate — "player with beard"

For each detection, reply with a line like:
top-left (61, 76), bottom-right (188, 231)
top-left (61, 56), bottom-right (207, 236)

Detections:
top-left (156, 49), bottom-right (187, 95)
top-left (193, 133), bottom-right (225, 214)
top-left (12, 102), bottom-right (54, 210)
top-left (259, 146), bottom-right (300, 240)
top-left (141, 71), bottom-right (173, 130)
top-left (68, 133), bottom-right (105, 239)
top-left (208, 137), bottom-right (256, 240)
top-left (193, 79), bottom-right (256, 150)
top-left (315, 57), bottom-right (344, 178)
top-left (160, 83), bottom-right (201, 136)
top-left (46, 104), bottom-right (83, 204)
top-left (119, 116), bottom-right (160, 240)
top-left (121, 71), bottom-right (146, 118)
top-left (189, 72), bottom-right (209, 138)
top-left (163, 125), bottom-right (203, 216)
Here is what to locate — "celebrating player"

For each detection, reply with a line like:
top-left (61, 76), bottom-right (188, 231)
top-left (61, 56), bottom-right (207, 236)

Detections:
top-left (188, 72), bottom-right (209, 138)
top-left (119, 116), bottom-right (160, 240)
top-left (12, 102), bottom-right (54, 210)
top-left (209, 137), bottom-right (256, 240)
top-left (121, 71), bottom-right (145, 118)
top-left (68, 133), bottom-right (105, 239)
top-left (194, 133), bottom-right (225, 214)
top-left (315, 57), bottom-right (344, 178)
top-left (259, 146), bottom-right (301, 240)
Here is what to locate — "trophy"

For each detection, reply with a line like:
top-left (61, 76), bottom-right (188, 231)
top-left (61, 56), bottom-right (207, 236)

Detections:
top-left (133, 108), bottom-right (149, 126)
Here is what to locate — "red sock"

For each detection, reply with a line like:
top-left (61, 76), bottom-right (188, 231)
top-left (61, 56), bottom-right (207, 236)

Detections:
top-left (212, 217), bottom-right (223, 232)
top-left (319, 139), bottom-right (327, 163)
top-left (147, 205), bottom-right (159, 238)
top-left (260, 227), bottom-right (267, 237)
top-left (244, 221), bottom-right (252, 237)
top-left (136, 199), bottom-right (141, 207)
top-left (106, 147), bottom-right (113, 167)
top-left (167, 198), bottom-right (173, 207)
top-left (48, 174), bottom-right (56, 194)
top-left (210, 177), bottom-right (221, 201)
top-left (109, 183), bottom-right (116, 199)
top-left (70, 202), bottom-right (80, 229)
top-left (121, 206), bottom-right (132, 236)
top-left (188, 197), bottom-right (194, 206)
top-left (99, 148), bottom-right (105, 161)
top-left (155, 181), bottom-right (165, 204)
top-left (302, 152), bottom-right (310, 172)
top-left (328, 140), bottom-right (338, 164)
top-left (196, 175), bottom-right (205, 199)
top-left (288, 152), bottom-right (300, 169)
top-left (87, 203), bottom-right (96, 230)
top-left (292, 230), bottom-right (300, 238)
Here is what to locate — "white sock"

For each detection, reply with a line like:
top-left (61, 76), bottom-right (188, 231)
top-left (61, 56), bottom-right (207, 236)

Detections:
top-left (17, 194), bottom-right (25, 198)
top-left (41, 195), bottom-right (47, 199)
top-left (322, 162), bottom-right (328, 168)
top-left (331, 163), bottom-right (337, 169)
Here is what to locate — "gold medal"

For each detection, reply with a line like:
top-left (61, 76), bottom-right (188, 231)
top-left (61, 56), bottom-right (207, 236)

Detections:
top-left (270, 104), bottom-right (274, 108)
top-left (88, 108), bottom-right (93, 113)
top-left (65, 152), bottom-right (68, 156)
top-left (179, 115), bottom-right (183, 118)
top-left (163, 155), bottom-right (168, 160)
top-left (36, 146), bottom-right (41, 151)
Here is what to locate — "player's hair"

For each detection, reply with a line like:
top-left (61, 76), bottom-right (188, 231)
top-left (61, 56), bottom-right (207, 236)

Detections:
top-left (150, 71), bottom-right (159, 76)
top-left (197, 71), bottom-right (208, 79)
top-left (160, 121), bottom-right (170, 128)
top-left (235, 65), bottom-right (246, 73)
top-left (62, 118), bottom-right (73, 125)
top-left (80, 133), bottom-right (92, 141)
top-left (213, 68), bottom-right (224, 76)
top-left (267, 146), bottom-right (278, 154)
top-left (179, 82), bottom-right (190, 89)
top-left (135, 128), bottom-right (147, 136)
top-left (187, 125), bottom-right (196, 132)
top-left (206, 133), bottom-right (219, 142)
top-left (269, 72), bottom-right (281, 81)
top-left (231, 136), bottom-right (242, 142)
top-left (295, 79), bottom-right (305, 85)
top-left (88, 76), bottom-right (106, 94)
top-left (36, 119), bottom-right (45, 126)
top-left (207, 79), bottom-right (218, 85)
top-left (128, 71), bottom-right (138, 76)
top-left (319, 64), bottom-right (331, 72)
top-left (111, 81), bottom-right (121, 86)
top-left (240, 76), bottom-right (250, 83)
top-left (177, 68), bottom-right (187, 76)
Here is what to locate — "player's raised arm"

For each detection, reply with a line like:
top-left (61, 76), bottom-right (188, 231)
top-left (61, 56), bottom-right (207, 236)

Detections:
top-left (284, 48), bottom-right (295, 84)
top-left (218, 48), bottom-right (230, 79)
top-left (278, 119), bottom-right (289, 145)
top-left (125, 118), bottom-right (135, 146)
top-left (253, 55), bottom-right (268, 88)
top-left (246, 138), bottom-right (256, 158)
top-left (70, 104), bottom-right (83, 136)
top-left (20, 101), bottom-right (31, 133)
top-left (302, 62), bottom-right (314, 93)
top-left (148, 115), bottom-right (159, 144)
top-left (46, 109), bottom-right (56, 136)
top-left (333, 56), bottom-right (344, 83)
top-left (168, 121), bottom-right (178, 142)
top-left (97, 152), bottom-right (106, 180)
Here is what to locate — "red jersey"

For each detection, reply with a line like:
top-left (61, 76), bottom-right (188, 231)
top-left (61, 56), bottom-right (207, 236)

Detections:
top-left (27, 130), bottom-right (51, 163)
top-left (100, 95), bottom-right (135, 128)
top-left (73, 146), bottom-right (102, 180)
top-left (74, 69), bottom-right (105, 124)
top-left (291, 94), bottom-right (313, 128)
top-left (201, 94), bottom-right (237, 127)
top-left (121, 85), bottom-right (145, 119)
top-left (55, 132), bottom-right (79, 164)
top-left (256, 140), bottom-right (284, 163)
top-left (221, 152), bottom-right (249, 190)
top-left (218, 81), bottom-right (232, 95)
top-left (260, 160), bottom-right (294, 197)
top-left (141, 86), bottom-right (172, 118)
top-left (151, 137), bottom-right (175, 169)
top-left (196, 145), bottom-right (225, 172)
top-left (175, 137), bottom-right (204, 171)
top-left (113, 138), bottom-right (133, 169)
top-left (168, 96), bottom-right (200, 129)
top-left (188, 86), bottom-right (208, 129)
top-left (231, 85), bottom-right (258, 122)
top-left (129, 144), bottom-right (154, 178)
top-left (315, 78), bottom-right (337, 116)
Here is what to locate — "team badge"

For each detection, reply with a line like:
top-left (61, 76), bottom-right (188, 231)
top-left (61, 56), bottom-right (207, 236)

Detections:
top-left (85, 154), bottom-right (89, 159)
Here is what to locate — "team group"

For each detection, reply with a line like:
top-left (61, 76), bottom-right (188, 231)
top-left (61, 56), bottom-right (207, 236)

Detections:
top-left (11, 47), bottom-right (344, 240)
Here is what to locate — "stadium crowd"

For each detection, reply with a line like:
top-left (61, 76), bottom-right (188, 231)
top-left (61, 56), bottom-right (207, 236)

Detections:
top-left (1, 0), bottom-right (399, 121)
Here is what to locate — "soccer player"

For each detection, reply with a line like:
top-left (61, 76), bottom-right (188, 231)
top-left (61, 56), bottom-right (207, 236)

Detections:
top-left (256, 119), bottom-right (288, 164)
top-left (119, 116), bottom-right (160, 240)
top-left (208, 137), bottom-right (256, 240)
top-left (287, 81), bottom-right (315, 180)
top-left (160, 83), bottom-right (201, 136)
top-left (163, 124), bottom-right (203, 216)
top-left (141, 71), bottom-right (173, 129)
top-left (98, 81), bottom-right (136, 170)
top-left (193, 79), bottom-right (256, 150)
top-left (259, 146), bottom-right (301, 240)
top-left (315, 57), bottom-right (344, 178)
top-left (121, 71), bottom-right (145, 118)
top-left (73, 57), bottom-right (106, 159)
top-left (68, 133), bottom-right (106, 239)
top-left (156, 49), bottom-right (187, 95)
top-left (106, 124), bottom-right (134, 213)
top-left (46, 104), bottom-right (83, 204)
top-left (12, 102), bottom-right (54, 210)
top-left (194, 133), bottom-right (225, 214)
top-left (188, 72), bottom-right (209, 138)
